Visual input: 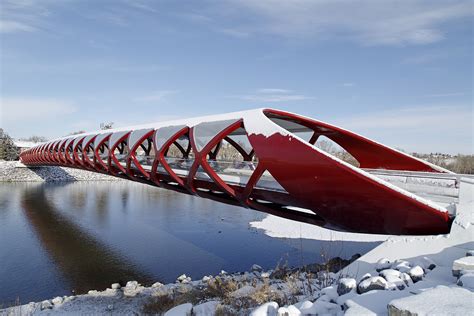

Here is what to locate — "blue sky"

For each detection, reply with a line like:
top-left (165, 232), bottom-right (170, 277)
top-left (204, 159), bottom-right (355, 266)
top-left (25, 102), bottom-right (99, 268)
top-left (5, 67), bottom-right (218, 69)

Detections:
top-left (0, 0), bottom-right (472, 154)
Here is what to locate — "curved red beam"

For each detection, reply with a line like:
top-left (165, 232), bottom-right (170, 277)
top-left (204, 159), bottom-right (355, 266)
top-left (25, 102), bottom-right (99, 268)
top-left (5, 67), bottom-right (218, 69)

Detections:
top-left (20, 108), bottom-right (453, 235)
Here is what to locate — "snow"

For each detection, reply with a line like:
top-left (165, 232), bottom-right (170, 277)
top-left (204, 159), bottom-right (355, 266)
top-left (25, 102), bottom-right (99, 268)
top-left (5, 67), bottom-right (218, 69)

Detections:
top-left (452, 256), bottom-right (474, 276)
top-left (163, 303), bottom-right (193, 316)
top-left (357, 276), bottom-right (388, 293)
top-left (457, 273), bottom-right (474, 290)
top-left (249, 302), bottom-right (279, 316)
top-left (407, 266), bottom-right (425, 283)
top-left (250, 215), bottom-right (388, 242)
top-left (193, 301), bottom-right (220, 316)
top-left (388, 285), bottom-right (474, 315)
top-left (376, 258), bottom-right (392, 271)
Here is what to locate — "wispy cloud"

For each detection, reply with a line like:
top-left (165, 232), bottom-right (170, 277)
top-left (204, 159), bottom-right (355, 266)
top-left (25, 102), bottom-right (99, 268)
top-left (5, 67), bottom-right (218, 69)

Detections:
top-left (0, 20), bottom-right (36, 33)
top-left (233, 89), bottom-right (312, 103)
top-left (257, 88), bottom-right (292, 94)
top-left (133, 90), bottom-right (179, 102)
top-left (217, 0), bottom-right (472, 46)
top-left (342, 83), bottom-right (355, 87)
top-left (0, 0), bottom-right (51, 33)
top-left (0, 97), bottom-right (77, 121)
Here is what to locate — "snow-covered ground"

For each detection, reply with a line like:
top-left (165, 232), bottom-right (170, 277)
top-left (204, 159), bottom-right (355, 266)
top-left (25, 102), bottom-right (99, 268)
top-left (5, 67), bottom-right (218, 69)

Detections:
top-left (1, 178), bottom-right (472, 315)
top-left (0, 161), bottom-right (120, 182)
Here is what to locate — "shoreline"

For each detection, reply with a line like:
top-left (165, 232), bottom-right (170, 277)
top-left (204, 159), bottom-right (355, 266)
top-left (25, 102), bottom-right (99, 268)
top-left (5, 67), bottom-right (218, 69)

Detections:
top-left (1, 163), bottom-right (473, 315)
top-left (0, 161), bottom-right (121, 182)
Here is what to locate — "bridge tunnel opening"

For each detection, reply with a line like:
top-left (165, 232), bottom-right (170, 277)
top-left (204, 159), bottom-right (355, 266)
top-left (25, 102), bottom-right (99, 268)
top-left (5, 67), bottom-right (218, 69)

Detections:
top-left (109, 131), bottom-right (131, 175)
top-left (263, 110), bottom-right (360, 167)
top-left (127, 129), bottom-right (156, 180)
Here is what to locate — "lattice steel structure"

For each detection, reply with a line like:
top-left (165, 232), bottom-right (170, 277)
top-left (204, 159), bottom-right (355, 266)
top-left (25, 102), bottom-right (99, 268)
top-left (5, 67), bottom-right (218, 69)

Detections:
top-left (20, 108), bottom-right (454, 235)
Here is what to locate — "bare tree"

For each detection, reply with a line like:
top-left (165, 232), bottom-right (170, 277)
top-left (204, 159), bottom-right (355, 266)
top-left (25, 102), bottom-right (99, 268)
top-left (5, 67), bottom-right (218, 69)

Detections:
top-left (20, 135), bottom-right (48, 143)
top-left (100, 122), bottom-right (114, 130)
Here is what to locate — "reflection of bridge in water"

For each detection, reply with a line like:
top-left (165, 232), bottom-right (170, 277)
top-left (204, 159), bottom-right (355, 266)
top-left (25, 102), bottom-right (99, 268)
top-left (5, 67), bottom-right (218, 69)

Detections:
top-left (20, 184), bottom-right (153, 293)
top-left (21, 108), bottom-right (467, 235)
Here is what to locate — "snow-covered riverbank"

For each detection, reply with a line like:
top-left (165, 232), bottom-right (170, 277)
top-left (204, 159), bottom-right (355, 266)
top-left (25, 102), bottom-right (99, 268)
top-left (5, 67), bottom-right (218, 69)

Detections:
top-left (0, 161), bottom-right (119, 182)
top-left (2, 170), bottom-right (472, 315)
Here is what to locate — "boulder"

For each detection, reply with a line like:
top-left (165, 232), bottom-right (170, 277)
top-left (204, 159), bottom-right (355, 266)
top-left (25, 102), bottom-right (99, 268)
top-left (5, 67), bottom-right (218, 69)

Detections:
top-left (111, 283), bottom-right (121, 289)
top-left (177, 274), bottom-right (188, 282)
top-left (164, 303), bottom-right (193, 316)
top-left (376, 258), bottom-right (391, 272)
top-left (250, 302), bottom-right (279, 316)
top-left (277, 306), bottom-right (301, 316)
top-left (251, 264), bottom-right (263, 272)
top-left (357, 276), bottom-right (388, 294)
top-left (51, 297), bottom-right (63, 305)
top-left (392, 260), bottom-right (411, 273)
top-left (452, 256), bottom-right (474, 277)
top-left (407, 266), bottom-right (424, 283)
top-left (337, 278), bottom-right (357, 296)
top-left (388, 286), bottom-right (474, 316)
top-left (457, 272), bottom-right (474, 290)
top-left (379, 269), bottom-right (402, 279)
top-left (384, 275), bottom-right (406, 290)
top-left (466, 250), bottom-right (474, 257)
top-left (40, 300), bottom-right (53, 310)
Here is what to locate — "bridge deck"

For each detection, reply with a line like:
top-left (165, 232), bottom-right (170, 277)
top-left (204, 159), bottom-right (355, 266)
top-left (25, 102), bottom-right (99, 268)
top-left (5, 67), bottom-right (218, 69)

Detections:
top-left (106, 154), bottom-right (470, 210)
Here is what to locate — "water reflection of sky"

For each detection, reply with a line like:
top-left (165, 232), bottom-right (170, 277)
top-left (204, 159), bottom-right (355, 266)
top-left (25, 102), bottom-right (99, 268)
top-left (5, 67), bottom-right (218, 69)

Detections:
top-left (0, 182), bottom-right (380, 304)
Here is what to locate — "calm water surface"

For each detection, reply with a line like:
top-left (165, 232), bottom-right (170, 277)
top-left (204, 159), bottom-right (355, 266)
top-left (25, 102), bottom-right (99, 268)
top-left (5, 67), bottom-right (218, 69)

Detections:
top-left (0, 182), bottom-right (379, 304)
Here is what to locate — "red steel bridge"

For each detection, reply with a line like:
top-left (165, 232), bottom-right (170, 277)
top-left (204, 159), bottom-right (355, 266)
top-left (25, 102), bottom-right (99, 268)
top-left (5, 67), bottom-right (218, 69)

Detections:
top-left (20, 108), bottom-right (459, 235)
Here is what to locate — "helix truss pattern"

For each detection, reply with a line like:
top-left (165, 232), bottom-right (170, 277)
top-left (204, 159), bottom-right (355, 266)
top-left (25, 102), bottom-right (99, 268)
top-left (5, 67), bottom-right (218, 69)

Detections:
top-left (20, 108), bottom-right (452, 235)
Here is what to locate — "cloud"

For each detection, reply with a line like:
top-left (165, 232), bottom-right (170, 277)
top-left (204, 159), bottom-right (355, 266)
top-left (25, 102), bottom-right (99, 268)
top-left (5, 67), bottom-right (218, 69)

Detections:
top-left (342, 83), bottom-right (355, 87)
top-left (0, 97), bottom-right (77, 122)
top-left (133, 90), bottom-right (179, 102)
top-left (234, 89), bottom-right (312, 103)
top-left (0, 0), bottom-right (51, 33)
top-left (0, 20), bottom-right (36, 33)
top-left (257, 88), bottom-right (292, 94)
top-left (217, 0), bottom-right (472, 45)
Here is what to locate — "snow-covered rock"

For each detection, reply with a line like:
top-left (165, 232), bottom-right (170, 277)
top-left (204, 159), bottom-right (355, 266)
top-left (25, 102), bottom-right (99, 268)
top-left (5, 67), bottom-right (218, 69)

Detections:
top-left (261, 272), bottom-right (270, 278)
top-left (384, 275), bottom-right (406, 290)
top-left (123, 281), bottom-right (144, 297)
top-left (251, 264), bottom-right (263, 272)
top-left (164, 303), bottom-right (193, 316)
top-left (151, 282), bottom-right (163, 288)
top-left (277, 305), bottom-right (301, 316)
top-left (337, 278), bottom-right (357, 296)
top-left (111, 283), bottom-right (121, 289)
top-left (40, 300), bottom-right (53, 310)
top-left (466, 250), bottom-right (474, 257)
top-left (388, 286), bottom-right (474, 316)
top-left (193, 300), bottom-right (220, 316)
top-left (358, 276), bottom-right (388, 294)
top-left (376, 258), bottom-right (391, 272)
top-left (392, 260), bottom-right (411, 273)
top-left (177, 274), bottom-right (188, 282)
top-left (250, 301), bottom-right (279, 316)
top-left (51, 296), bottom-right (63, 305)
top-left (452, 256), bottom-right (474, 277)
top-left (407, 266), bottom-right (424, 283)
top-left (379, 269), bottom-right (402, 279)
top-left (457, 272), bottom-right (474, 290)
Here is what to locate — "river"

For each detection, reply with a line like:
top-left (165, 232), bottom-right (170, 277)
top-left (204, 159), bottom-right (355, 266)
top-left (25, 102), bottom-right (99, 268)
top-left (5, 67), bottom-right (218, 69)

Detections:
top-left (0, 182), bottom-right (380, 305)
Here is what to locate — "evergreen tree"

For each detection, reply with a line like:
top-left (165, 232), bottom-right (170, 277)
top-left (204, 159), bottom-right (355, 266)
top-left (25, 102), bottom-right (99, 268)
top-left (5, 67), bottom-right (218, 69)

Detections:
top-left (0, 128), bottom-right (20, 161)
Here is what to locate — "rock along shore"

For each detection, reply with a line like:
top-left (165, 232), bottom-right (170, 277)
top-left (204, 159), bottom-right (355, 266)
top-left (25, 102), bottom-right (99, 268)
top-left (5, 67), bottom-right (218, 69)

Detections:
top-left (0, 161), bottom-right (121, 182)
